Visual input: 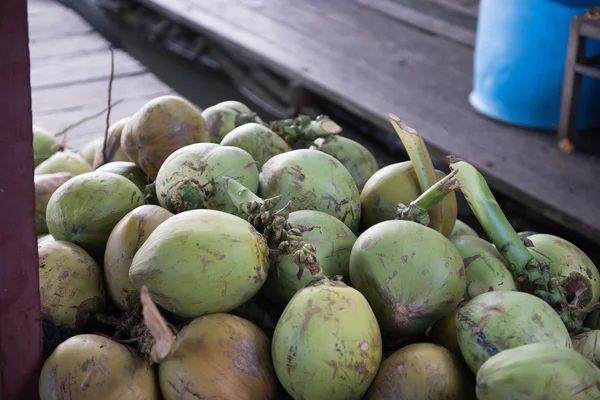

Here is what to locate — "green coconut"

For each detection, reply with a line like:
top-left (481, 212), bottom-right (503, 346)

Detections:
top-left (450, 219), bottom-right (479, 238)
top-left (365, 343), bottom-right (474, 400)
top-left (360, 161), bottom-right (458, 236)
top-left (39, 334), bottom-right (159, 400)
top-left (92, 117), bottom-right (132, 169)
top-left (80, 137), bottom-right (104, 166)
top-left (456, 290), bottom-right (573, 374)
top-left (349, 219), bottom-right (465, 339)
top-left (33, 125), bottom-right (59, 168)
top-left (104, 205), bottom-right (173, 312)
top-left (220, 122), bottom-right (291, 169)
top-left (272, 278), bottom-right (382, 400)
top-left (261, 209), bottom-right (357, 305)
top-left (38, 240), bottom-right (105, 330)
top-left (129, 209), bottom-right (270, 318)
top-left (310, 135), bottom-right (379, 192)
top-left (95, 161), bottom-right (148, 192)
top-left (527, 234), bottom-right (600, 313)
top-left (35, 172), bottom-right (74, 235)
top-left (34, 149), bottom-right (93, 176)
top-left (449, 235), bottom-right (518, 300)
top-left (202, 101), bottom-right (262, 144)
top-left (46, 171), bottom-right (145, 256)
top-left (476, 343), bottom-right (600, 400)
top-left (572, 330), bottom-right (600, 367)
top-left (259, 149), bottom-right (361, 233)
top-left (121, 95), bottom-right (210, 180)
top-left (155, 142), bottom-right (259, 216)
top-left (155, 313), bottom-right (278, 400)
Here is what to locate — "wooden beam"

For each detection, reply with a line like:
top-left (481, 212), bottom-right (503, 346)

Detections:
top-left (0, 0), bottom-right (43, 398)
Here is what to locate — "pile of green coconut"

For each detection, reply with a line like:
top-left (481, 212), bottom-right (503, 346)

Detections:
top-left (33, 95), bottom-right (600, 400)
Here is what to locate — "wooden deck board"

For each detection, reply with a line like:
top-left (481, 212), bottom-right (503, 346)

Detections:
top-left (30, 49), bottom-right (146, 90)
top-left (136, 0), bottom-right (600, 240)
top-left (28, 6), bottom-right (94, 41)
top-left (32, 74), bottom-right (176, 114)
top-left (28, 0), bottom-right (179, 151)
top-left (29, 33), bottom-right (109, 61)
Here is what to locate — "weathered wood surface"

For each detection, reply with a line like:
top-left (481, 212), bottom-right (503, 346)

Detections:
top-left (1, 0), bottom-right (42, 398)
top-left (135, 0), bottom-right (600, 242)
top-left (431, 0), bottom-right (479, 16)
top-left (356, 0), bottom-right (477, 47)
top-left (29, 0), bottom-right (177, 151)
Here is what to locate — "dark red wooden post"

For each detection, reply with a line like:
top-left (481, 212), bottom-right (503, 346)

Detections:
top-left (0, 0), bottom-right (43, 399)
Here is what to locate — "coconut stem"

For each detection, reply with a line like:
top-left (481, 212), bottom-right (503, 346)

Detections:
top-left (447, 156), bottom-right (587, 333)
top-left (226, 177), bottom-right (268, 214)
top-left (168, 177), bottom-right (212, 213)
top-left (397, 169), bottom-right (458, 226)
top-left (144, 181), bottom-right (160, 205)
top-left (93, 305), bottom-right (143, 340)
top-left (268, 114), bottom-right (342, 146)
top-left (225, 178), bottom-right (325, 280)
top-left (388, 114), bottom-right (444, 234)
top-left (140, 286), bottom-right (176, 363)
top-left (447, 157), bottom-right (547, 285)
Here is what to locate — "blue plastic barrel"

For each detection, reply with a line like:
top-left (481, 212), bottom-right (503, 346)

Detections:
top-left (469, 0), bottom-right (600, 130)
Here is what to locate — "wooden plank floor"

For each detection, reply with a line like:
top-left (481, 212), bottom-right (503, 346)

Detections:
top-left (134, 0), bottom-right (600, 243)
top-left (28, 0), bottom-right (177, 150)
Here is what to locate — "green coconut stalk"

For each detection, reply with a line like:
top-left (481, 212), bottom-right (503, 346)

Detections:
top-left (446, 156), bottom-right (588, 333)
top-left (388, 114), bottom-right (444, 234)
top-left (396, 168), bottom-right (459, 226)
top-left (446, 157), bottom-right (547, 285)
top-left (268, 114), bottom-right (341, 146)
top-left (226, 177), bottom-right (325, 281)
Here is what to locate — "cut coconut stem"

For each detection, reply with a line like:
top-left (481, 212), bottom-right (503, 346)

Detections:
top-left (446, 156), bottom-right (548, 286)
top-left (168, 177), bottom-right (212, 213)
top-left (397, 168), bottom-right (458, 226)
top-left (225, 177), bottom-right (325, 280)
top-left (140, 286), bottom-right (176, 363)
top-left (268, 114), bottom-right (342, 146)
top-left (447, 156), bottom-right (586, 333)
top-left (226, 176), bottom-right (267, 214)
top-left (388, 114), bottom-right (443, 234)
